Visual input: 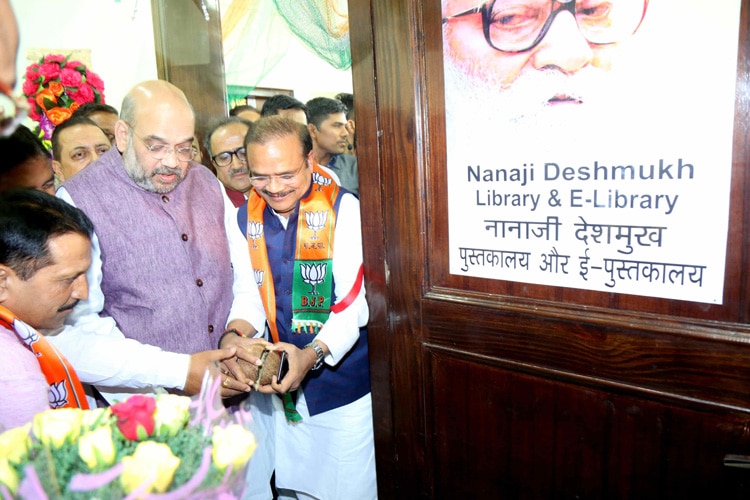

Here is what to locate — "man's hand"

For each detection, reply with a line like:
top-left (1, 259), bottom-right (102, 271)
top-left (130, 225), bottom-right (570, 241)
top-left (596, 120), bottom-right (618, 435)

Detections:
top-left (219, 335), bottom-right (273, 387)
top-left (256, 340), bottom-right (328, 395)
top-left (185, 347), bottom-right (253, 397)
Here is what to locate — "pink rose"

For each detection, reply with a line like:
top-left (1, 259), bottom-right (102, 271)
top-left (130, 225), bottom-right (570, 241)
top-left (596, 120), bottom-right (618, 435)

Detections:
top-left (43, 54), bottom-right (66, 64)
top-left (111, 395), bottom-right (156, 441)
top-left (27, 107), bottom-right (41, 122)
top-left (65, 60), bottom-right (85, 71)
top-left (39, 63), bottom-right (61, 82)
top-left (59, 68), bottom-right (82, 88)
top-left (25, 64), bottom-right (41, 81)
top-left (86, 72), bottom-right (105, 93)
top-left (69, 83), bottom-right (95, 104)
top-left (22, 79), bottom-right (39, 97)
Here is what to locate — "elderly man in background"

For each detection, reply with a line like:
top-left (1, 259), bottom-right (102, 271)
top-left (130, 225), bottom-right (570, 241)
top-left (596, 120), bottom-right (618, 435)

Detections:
top-left (0, 189), bottom-right (92, 431)
top-left (204, 116), bottom-right (252, 208)
top-left (51, 115), bottom-right (111, 182)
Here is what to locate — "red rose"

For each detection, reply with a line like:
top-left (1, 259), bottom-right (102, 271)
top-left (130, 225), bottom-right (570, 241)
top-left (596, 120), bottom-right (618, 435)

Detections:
top-left (110, 395), bottom-right (156, 441)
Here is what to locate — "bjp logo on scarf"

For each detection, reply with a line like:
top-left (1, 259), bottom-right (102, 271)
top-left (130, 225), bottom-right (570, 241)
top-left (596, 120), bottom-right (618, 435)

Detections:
top-left (304, 211), bottom-right (328, 240)
top-left (300, 263), bottom-right (328, 295)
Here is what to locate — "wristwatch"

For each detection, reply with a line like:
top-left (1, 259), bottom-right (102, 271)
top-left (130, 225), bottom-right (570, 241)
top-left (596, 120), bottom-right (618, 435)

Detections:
top-left (307, 340), bottom-right (325, 370)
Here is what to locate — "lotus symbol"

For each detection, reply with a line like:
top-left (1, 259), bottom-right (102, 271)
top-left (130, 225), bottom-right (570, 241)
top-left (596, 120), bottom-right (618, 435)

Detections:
top-left (312, 172), bottom-right (332, 191)
top-left (300, 263), bottom-right (327, 295)
top-left (48, 380), bottom-right (69, 408)
top-left (247, 221), bottom-right (264, 248)
top-left (305, 210), bottom-right (328, 240)
top-left (253, 269), bottom-right (264, 288)
top-left (15, 320), bottom-right (38, 345)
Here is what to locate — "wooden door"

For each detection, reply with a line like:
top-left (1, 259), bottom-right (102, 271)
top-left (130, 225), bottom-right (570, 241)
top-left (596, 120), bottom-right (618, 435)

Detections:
top-left (151, 0), bottom-right (227, 163)
top-left (350, 0), bottom-right (750, 498)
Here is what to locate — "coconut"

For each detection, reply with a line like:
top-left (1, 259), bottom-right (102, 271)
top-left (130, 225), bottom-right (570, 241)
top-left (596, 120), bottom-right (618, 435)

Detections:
top-left (237, 344), bottom-right (282, 389)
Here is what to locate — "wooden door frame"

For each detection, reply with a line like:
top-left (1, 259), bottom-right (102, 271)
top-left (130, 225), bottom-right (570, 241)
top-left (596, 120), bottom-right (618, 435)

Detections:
top-left (350, 0), bottom-right (750, 497)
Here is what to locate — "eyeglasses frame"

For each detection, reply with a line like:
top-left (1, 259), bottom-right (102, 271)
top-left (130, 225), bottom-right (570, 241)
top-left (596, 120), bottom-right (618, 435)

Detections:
top-left (211, 147), bottom-right (247, 168)
top-left (442, 0), bottom-right (649, 54)
top-left (249, 160), bottom-right (308, 188)
top-left (126, 122), bottom-right (196, 163)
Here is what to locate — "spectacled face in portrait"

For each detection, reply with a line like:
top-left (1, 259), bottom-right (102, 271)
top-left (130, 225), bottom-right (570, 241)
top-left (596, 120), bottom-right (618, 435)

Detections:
top-left (116, 101), bottom-right (196, 194)
top-left (1, 232), bottom-right (91, 331)
top-left (442, 0), bottom-right (648, 124)
top-left (210, 122), bottom-right (251, 194)
top-left (246, 134), bottom-right (314, 218)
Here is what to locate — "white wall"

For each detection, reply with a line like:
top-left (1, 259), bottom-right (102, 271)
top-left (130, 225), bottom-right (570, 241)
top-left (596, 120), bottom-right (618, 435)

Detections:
top-left (10, 0), bottom-right (352, 113)
top-left (252, 36), bottom-right (353, 104)
top-left (10, 0), bottom-right (158, 112)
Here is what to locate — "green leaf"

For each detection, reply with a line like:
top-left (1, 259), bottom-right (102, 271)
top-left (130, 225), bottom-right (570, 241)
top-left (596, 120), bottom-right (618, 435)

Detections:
top-left (135, 424), bottom-right (150, 441)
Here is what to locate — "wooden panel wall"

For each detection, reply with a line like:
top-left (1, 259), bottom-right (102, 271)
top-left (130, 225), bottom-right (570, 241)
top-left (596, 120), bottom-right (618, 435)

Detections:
top-left (349, 0), bottom-right (750, 498)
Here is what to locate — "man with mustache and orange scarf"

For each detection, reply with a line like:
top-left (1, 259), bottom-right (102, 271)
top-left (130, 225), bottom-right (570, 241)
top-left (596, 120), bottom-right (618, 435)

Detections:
top-left (0, 189), bottom-right (91, 431)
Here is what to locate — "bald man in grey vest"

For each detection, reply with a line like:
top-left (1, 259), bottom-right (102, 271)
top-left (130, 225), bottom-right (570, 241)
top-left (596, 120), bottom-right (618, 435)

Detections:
top-left (52, 81), bottom-right (269, 402)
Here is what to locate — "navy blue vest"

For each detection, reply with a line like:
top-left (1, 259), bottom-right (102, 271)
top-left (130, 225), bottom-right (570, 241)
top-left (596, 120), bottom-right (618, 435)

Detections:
top-left (238, 188), bottom-right (370, 416)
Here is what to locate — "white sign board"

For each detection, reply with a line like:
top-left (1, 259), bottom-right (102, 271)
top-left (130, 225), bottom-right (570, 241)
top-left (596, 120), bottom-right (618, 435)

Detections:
top-left (443, 0), bottom-right (741, 304)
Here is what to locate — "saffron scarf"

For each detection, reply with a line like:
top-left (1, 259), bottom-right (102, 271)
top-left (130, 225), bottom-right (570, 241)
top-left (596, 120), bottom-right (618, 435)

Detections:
top-left (246, 164), bottom-right (340, 344)
top-left (0, 304), bottom-right (89, 410)
top-left (246, 165), bottom-right (341, 422)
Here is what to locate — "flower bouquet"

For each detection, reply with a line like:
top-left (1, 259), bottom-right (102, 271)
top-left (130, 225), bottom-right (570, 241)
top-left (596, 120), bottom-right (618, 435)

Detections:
top-left (21, 54), bottom-right (106, 150)
top-left (0, 374), bottom-right (256, 499)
